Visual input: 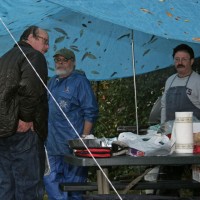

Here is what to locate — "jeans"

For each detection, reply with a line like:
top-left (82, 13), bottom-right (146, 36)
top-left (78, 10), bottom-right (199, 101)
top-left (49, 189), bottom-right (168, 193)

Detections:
top-left (0, 130), bottom-right (45, 200)
top-left (44, 155), bottom-right (88, 200)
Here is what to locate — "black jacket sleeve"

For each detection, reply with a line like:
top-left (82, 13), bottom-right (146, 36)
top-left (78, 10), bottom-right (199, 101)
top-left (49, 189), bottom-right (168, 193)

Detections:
top-left (18, 50), bottom-right (48, 122)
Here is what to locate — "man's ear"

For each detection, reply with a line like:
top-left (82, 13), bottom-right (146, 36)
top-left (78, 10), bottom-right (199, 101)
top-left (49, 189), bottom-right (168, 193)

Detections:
top-left (191, 58), bottom-right (194, 66)
top-left (27, 33), bottom-right (34, 43)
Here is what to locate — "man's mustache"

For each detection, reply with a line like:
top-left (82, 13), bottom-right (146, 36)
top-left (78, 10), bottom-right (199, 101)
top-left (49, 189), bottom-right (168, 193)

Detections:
top-left (177, 64), bottom-right (185, 68)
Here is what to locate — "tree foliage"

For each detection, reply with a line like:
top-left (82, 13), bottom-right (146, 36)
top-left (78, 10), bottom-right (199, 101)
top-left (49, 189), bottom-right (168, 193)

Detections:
top-left (92, 66), bottom-right (176, 138)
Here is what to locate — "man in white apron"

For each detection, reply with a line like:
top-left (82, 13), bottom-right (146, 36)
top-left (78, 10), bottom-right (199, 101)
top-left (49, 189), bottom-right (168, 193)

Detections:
top-left (160, 44), bottom-right (200, 196)
top-left (161, 44), bottom-right (200, 123)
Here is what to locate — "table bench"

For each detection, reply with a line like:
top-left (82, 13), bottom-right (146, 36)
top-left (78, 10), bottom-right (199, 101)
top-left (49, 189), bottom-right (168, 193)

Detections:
top-left (60, 180), bottom-right (200, 192)
top-left (63, 154), bottom-right (200, 194)
top-left (82, 194), bottom-right (200, 200)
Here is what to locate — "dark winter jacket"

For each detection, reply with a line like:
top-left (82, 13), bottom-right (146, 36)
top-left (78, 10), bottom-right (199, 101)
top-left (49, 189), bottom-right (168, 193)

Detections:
top-left (0, 41), bottom-right (48, 140)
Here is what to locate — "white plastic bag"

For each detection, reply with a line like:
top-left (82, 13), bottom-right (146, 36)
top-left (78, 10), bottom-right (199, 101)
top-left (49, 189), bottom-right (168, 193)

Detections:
top-left (118, 131), bottom-right (171, 156)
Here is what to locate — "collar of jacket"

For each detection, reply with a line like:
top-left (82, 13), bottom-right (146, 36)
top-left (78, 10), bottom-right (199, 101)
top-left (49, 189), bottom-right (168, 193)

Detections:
top-left (14, 41), bottom-right (33, 49)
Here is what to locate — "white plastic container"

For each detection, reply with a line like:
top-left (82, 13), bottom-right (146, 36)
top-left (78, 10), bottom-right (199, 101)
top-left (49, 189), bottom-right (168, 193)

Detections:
top-left (175, 112), bottom-right (193, 153)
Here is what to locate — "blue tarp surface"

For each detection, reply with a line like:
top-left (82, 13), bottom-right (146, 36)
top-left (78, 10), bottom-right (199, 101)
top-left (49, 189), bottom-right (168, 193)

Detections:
top-left (1, 0), bottom-right (200, 80)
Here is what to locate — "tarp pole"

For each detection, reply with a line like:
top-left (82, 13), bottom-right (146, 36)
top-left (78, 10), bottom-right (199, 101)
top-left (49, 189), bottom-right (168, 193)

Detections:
top-left (131, 30), bottom-right (139, 135)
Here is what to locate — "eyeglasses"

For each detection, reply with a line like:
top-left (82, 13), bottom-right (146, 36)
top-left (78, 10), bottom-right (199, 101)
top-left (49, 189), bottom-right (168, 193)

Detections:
top-left (54, 58), bottom-right (69, 63)
top-left (36, 35), bottom-right (49, 45)
top-left (174, 57), bottom-right (191, 63)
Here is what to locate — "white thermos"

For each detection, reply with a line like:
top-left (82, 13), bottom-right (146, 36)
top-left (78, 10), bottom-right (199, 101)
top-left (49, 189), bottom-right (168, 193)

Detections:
top-left (175, 112), bottom-right (193, 153)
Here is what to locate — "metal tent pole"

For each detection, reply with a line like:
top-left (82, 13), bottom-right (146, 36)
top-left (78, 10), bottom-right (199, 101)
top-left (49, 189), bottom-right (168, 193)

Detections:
top-left (131, 30), bottom-right (139, 135)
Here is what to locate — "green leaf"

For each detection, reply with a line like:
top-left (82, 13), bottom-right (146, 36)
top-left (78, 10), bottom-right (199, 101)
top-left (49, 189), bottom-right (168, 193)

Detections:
top-left (55, 36), bottom-right (65, 43)
top-left (81, 52), bottom-right (97, 61)
top-left (70, 45), bottom-right (80, 52)
top-left (143, 49), bottom-right (150, 56)
top-left (80, 29), bottom-right (84, 37)
top-left (54, 28), bottom-right (68, 36)
top-left (117, 33), bottom-right (130, 40)
top-left (72, 38), bottom-right (78, 43)
top-left (91, 70), bottom-right (99, 74)
top-left (96, 41), bottom-right (100, 46)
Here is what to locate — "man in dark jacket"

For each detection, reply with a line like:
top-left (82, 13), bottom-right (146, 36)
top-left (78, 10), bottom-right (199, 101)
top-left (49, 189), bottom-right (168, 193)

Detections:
top-left (0, 25), bottom-right (49, 200)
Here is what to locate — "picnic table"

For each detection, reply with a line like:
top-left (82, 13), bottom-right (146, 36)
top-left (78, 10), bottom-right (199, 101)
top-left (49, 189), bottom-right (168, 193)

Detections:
top-left (62, 153), bottom-right (200, 195)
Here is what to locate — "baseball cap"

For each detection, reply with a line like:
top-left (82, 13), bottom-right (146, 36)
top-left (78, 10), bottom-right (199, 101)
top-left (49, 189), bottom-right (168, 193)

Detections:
top-left (53, 48), bottom-right (75, 60)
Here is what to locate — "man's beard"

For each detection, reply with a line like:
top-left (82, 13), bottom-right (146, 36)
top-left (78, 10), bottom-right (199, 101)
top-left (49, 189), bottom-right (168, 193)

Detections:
top-left (55, 69), bottom-right (73, 76)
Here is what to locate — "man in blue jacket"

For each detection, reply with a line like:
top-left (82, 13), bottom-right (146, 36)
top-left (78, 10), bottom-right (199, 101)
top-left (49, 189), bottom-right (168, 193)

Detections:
top-left (44, 48), bottom-right (99, 200)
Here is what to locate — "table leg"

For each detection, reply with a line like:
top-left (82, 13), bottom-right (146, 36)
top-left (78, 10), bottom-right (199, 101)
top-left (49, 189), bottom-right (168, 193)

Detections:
top-left (97, 168), bottom-right (110, 194)
top-left (102, 168), bottom-right (110, 194)
top-left (97, 169), bottom-right (103, 194)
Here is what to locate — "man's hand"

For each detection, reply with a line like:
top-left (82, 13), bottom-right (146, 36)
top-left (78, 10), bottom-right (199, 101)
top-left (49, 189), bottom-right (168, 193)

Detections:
top-left (17, 120), bottom-right (34, 132)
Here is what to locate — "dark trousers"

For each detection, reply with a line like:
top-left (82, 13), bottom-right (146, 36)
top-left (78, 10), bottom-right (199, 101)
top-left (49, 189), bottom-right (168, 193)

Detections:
top-left (0, 130), bottom-right (45, 200)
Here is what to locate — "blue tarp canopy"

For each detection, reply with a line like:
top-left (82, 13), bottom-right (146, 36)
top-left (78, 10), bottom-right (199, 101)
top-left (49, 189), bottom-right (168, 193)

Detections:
top-left (1, 0), bottom-right (200, 80)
